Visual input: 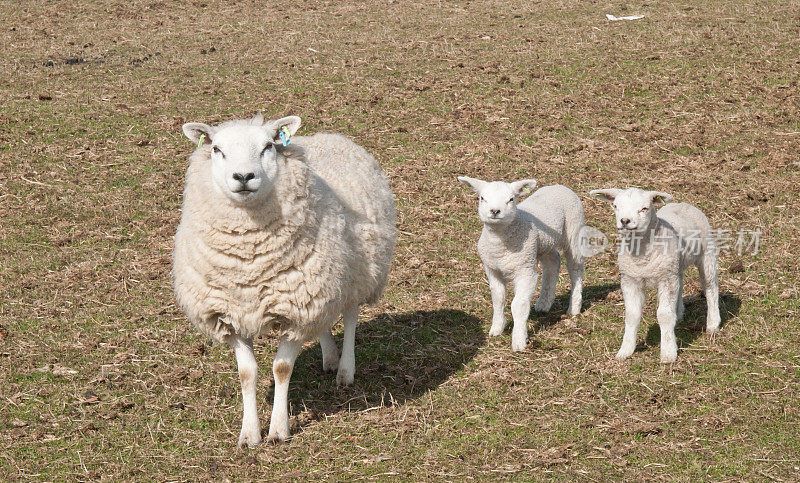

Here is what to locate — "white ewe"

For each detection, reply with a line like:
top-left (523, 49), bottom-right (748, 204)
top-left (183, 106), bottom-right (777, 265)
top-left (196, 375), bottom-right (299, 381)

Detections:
top-left (173, 114), bottom-right (396, 446)
top-left (459, 177), bottom-right (585, 351)
top-left (590, 188), bottom-right (720, 363)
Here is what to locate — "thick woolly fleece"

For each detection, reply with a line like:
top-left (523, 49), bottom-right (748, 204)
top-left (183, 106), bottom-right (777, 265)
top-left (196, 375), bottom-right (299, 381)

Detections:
top-left (172, 128), bottom-right (396, 345)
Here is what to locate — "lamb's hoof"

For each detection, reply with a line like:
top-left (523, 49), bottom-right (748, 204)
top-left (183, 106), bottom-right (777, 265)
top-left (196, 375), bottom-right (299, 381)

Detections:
top-left (706, 326), bottom-right (720, 340)
top-left (511, 338), bottom-right (527, 352)
top-left (336, 367), bottom-right (354, 386)
top-left (488, 325), bottom-right (504, 337)
top-left (615, 347), bottom-right (634, 360)
top-left (266, 433), bottom-right (288, 445)
top-left (533, 302), bottom-right (551, 314)
top-left (322, 359), bottom-right (339, 373)
top-left (659, 350), bottom-right (678, 364)
top-left (237, 430), bottom-right (262, 448)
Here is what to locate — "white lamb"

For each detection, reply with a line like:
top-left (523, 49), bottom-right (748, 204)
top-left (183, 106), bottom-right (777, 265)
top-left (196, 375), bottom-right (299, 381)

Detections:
top-left (458, 177), bottom-right (586, 351)
top-left (590, 188), bottom-right (720, 363)
top-left (173, 114), bottom-right (396, 446)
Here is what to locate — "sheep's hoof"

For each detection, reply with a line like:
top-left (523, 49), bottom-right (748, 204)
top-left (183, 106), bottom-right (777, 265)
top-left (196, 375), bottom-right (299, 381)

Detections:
top-left (266, 434), bottom-right (289, 445)
top-left (322, 359), bottom-right (339, 373)
top-left (615, 348), bottom-right (634, 360)
top-left (237, 430), bottom-right (262, 448)
top-left (511, 338), bottom-right (527, 352)
top-left (659, 351), bottom-right (678, 364)
top-left (336, 368), bottom-right (354, 386)
top-left (488, 324), bottom-right (505, 337)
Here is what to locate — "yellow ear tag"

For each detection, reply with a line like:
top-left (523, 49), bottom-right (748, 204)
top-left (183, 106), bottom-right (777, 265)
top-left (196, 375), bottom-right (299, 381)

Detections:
top-left (197, 133), bottom-right (206, 149)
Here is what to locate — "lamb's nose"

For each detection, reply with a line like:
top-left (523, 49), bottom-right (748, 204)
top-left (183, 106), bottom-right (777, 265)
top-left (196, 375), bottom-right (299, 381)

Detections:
top-left (620, 218), bottom-right (631, 226)
top-left (490, 209), bottom-right (501, 217)
top-left (232, 172), bottom-right (255, 184)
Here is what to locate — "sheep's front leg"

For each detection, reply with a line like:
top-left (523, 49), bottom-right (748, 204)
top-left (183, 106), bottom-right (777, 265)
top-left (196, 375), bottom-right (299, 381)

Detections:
top-left (657, 280), bottom-right (679, 363)
top-left (227, 334), bottom-right (261, 448)
top-left (319, 329), bottom-right (339, 373)
top-left (616, 276), bottom-right (645, 360)
top-left (485, 267), bottom-right (507, 337)
top-left (534, 250), bottom-right (560, 313)
top-left (268, 336), bottom-right (303, 443)
top-left (336, 305), bottom-right (358, 386)
top-left (510, 271), bottom-right (537, 352)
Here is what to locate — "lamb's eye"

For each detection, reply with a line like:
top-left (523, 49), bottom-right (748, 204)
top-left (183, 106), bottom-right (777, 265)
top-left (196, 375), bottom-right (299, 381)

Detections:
top-left (508, 197), bottom-right (514, 203)
top-left (212, 146), bottom-right (223, 156)
top-left (260, 143), bottom-right (273, 157)
top-left (640, 207), bottom-right (648, 213)
top-left (479, 196), bottom-right (485, 202)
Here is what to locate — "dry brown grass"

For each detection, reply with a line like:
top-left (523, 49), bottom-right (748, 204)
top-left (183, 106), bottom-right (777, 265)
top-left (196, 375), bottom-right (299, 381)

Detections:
top-left (1, 0), bottom-right (799, 480)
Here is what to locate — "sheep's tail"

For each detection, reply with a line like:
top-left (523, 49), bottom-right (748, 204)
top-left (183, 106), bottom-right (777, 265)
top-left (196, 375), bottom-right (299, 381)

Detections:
top-left (564, 195), bottom-right (586, 266)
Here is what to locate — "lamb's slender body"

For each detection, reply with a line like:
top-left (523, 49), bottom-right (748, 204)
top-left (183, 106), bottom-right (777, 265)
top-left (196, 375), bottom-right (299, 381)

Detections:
top-left (590, 188), bottom-right (720, 363)
top-left (173, 115), bottom-right (396, 446)
top-left (459, 178), bottom-right (585, 351)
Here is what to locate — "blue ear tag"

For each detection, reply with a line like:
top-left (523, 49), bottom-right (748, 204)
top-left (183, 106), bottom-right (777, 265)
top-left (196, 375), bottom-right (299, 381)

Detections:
top-left (279, 126), bottom-right (291, 146)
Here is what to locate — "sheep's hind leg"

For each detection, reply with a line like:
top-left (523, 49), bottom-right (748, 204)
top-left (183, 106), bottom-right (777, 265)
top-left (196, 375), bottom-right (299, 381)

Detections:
top-left (319, 329), bottom-right (339, 373)
top-left (565, 252), bottom-right (584, 316)
top-left (267, 336), bottom-right (303, 443)
top-left (336, 305), bottom-right (359, 386)
top-left (534, 250), bottom-right (560, 313)
top-left (227, 334), bottom-right (261, 448)
top-left (699, 252), bottom-right (721, 335)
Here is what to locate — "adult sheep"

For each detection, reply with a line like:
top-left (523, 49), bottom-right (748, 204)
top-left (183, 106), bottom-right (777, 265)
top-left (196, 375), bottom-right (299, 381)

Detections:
top-left (172, 113), bottom-right (396, 446)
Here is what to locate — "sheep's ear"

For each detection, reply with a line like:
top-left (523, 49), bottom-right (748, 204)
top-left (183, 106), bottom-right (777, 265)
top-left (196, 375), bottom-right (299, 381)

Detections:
top-left (457, 176), bottom-right (487, 194)
top-left (272, 116), bottom-right (301, 142)
top-left (510, 179), bottom-right (537, 198)
top-left (649, 191), bottom-right (673, 206)
top-left (590, 189), bottom-right (621, 203)
top-left (182, 122), bottom-right (213, 146)
top-left (251, 113), bottom-right (264, 125)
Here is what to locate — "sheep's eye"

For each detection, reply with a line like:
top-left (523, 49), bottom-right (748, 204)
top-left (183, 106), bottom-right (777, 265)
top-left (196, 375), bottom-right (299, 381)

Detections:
top-left (640, 207), bottom-right (648, 212)
top-left (479, 196), bottom-right (485, 202)
top-left (260, 142), bottom-right (273, 157)
top-left (212, 146), bottom-right (223, 156)
top-left (508, 197), bottom-right (514, 203)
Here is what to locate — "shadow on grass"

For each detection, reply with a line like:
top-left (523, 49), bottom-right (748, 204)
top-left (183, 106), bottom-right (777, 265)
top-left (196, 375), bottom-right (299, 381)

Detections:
top-left (531, 282), bottom-right (620, 333)
top-left (643, 291), bottom-right (741, 351)
top-left (282, 309), bottom-right (485, 430)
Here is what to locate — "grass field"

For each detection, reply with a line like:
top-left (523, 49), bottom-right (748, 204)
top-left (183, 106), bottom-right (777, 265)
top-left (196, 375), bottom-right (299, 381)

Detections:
top-left (1, 0), bottom-right (799, 479)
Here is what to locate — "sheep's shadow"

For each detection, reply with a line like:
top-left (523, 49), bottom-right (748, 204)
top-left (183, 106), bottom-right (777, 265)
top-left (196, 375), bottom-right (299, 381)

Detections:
top-left (279, 309), bottom-right (484, 431)
top-left (641, 291), bottom-right (741, 352)
top-left (530, 282), bottom-right (620, 333)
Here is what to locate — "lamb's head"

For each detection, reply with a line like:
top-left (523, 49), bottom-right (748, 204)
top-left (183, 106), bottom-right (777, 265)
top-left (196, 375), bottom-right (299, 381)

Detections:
top-left (182, 114), bottom-right (302, 205)
top-left (590, 187), bottom-right (673, 233)
top-left (458, 176), bottom-right (537, 226)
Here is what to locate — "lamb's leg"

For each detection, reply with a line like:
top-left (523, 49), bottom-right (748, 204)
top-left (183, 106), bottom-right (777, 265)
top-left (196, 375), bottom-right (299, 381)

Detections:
top-left (267, 336), bottom-right (302, 443)
top-left (675, 272), bottom-right (685, 322)
top-left (656, 280), bottom-right (680, 363)
top-left (319, 329), bottom-right (339, 373)
top-left (485, 267), bottom-right (507, 337)
top-left (616, 276), bottom-right (645, 360)
top-left (510, 271), bottom-right (537, 352)
top-left (227, 334), bottom-right (261, 448)
top-left (534, 250), bottom-right (560, 313)
top-left (699, 253), bottom-right (722, 335)
top-left (565, 253), bottom-right (584, 316)
top-left (336, 305), bottom-right (359, 386)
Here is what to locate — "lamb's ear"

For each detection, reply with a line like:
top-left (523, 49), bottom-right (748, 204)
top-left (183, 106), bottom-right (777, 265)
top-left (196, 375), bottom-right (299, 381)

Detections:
top-left (272, 116), bottom-right (302, 142)
top-left (251, 112), bottom-right (264, 125)
top-left (590, 189), bottom-right (622, 203)
top-left (649, 191), bottom-right (673, 206)
top-left (182, 122), bottom-right (214, 146)
top-left (457, 176), bottom-right (487, 194)
top-left (510, 179), bottom-right (537, 198)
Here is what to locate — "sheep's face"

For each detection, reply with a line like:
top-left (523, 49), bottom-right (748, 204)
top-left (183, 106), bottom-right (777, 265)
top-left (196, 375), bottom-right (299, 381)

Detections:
top-left (183, 115), bottom-right (301, 206)
top-left (590, 187), bottom-right (673, 233)
top-left (458, 176), bottom-right (537, 226)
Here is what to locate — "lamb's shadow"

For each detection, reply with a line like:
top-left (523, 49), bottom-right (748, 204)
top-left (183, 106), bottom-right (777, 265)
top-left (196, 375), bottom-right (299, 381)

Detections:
top-left (531, 282), bottom-right (620, 333)
top-left (642, 291), bottom-right (741, 351)
top-left (283, 309), bottom-right (484, 428)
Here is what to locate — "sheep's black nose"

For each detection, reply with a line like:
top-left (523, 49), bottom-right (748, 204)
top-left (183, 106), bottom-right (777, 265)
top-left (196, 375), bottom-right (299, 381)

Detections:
top-left (232, 172), bottom-right (255, 183)
top-left (620, 218), bottom-right (631, 226)
top-left (490, 209), bottom-right (501, 216)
